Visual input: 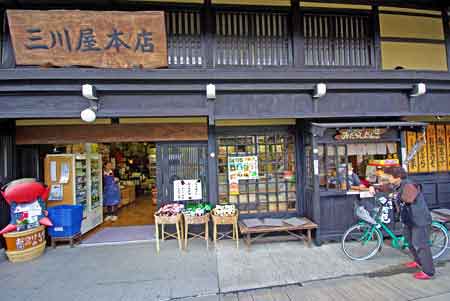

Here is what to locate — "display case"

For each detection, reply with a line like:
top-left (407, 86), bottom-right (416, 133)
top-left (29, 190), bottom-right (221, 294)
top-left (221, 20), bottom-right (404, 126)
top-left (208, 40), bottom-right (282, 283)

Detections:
top-left (45, 153), bottom-right (103, 234)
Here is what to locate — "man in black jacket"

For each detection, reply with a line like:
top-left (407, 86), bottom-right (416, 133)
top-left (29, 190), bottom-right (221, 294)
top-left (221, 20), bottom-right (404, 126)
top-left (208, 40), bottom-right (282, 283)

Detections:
top-left (383, 166), bottom-right (435, 280)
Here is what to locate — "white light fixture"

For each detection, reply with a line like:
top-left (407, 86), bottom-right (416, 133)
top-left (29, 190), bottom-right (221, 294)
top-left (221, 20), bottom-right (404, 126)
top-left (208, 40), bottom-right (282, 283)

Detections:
top-left (80, 107), bottom-right (97, 123)
top-left (313, 83), bottom-right (327, 98)
top-left (206, 83), bottom-right (216, 99)
top-left (410, 83), bottom-right (426, 97)
top-left (82, 84), bottom-right (98, 100)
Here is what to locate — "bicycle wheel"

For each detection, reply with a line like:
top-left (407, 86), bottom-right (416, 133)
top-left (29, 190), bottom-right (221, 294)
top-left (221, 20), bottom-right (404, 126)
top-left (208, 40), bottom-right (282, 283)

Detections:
top-left (342, 223), bottom-right (383, 261)
top-left (430, 222), bottom-right (449, 260)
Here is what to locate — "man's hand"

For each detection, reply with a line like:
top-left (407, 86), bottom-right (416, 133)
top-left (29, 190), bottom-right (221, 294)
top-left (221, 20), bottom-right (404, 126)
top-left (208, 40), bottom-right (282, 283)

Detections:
top-left (369, 186), bottom-right (376, 196)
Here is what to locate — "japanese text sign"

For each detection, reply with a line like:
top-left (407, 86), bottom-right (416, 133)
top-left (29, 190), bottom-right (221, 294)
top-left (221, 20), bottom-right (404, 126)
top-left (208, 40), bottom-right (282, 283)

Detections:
top-left (173, 179), bottom-right (202, 202)
top-left (335, 128), bottom-right (387, 140)
top-left (7, 10), bottom-right (168, 68)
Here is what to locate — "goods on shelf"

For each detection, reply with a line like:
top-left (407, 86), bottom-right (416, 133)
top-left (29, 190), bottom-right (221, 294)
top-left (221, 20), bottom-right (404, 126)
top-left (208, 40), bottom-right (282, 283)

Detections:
top-left (182, 203), bottom-right (212, 216)
top-left (213, 204), bottom-right (237, 217)
top-left (156, 203), bottom-right (184, 216)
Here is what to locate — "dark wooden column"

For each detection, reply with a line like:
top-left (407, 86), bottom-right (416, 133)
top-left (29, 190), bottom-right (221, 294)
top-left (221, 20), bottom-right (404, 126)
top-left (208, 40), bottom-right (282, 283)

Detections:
top-left (372, 5), bottom-right (382, 70)
top-left (0, 120), bottom-right (15, 249)
top-left (291, 0), bottom-right (304, 68)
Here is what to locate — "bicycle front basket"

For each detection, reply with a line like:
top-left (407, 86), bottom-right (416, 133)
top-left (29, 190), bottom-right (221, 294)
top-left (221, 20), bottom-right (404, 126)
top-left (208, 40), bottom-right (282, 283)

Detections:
top-left (355, 206), bottom-right (377, 225)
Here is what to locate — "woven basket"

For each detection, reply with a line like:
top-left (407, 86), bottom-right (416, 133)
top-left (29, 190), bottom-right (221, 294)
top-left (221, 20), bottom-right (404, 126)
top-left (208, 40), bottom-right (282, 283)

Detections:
top-left (5, 241), bottom-right (46, 263)
top-left (211, 213), bottom-right (238, 225)
top-left (154, 213), bottom-right (181, 224)
top-left (183, 213), bottom-right (210, 224)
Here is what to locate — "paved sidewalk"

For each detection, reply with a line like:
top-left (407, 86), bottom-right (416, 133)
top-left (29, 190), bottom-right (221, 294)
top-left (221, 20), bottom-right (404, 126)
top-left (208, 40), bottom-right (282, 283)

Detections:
top-left (0, 239), bottom-right (449, 301)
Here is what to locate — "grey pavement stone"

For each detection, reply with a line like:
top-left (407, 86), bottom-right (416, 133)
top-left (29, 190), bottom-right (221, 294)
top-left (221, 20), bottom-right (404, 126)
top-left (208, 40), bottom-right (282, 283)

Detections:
top-left (216, 240), bottom-right (411, 292)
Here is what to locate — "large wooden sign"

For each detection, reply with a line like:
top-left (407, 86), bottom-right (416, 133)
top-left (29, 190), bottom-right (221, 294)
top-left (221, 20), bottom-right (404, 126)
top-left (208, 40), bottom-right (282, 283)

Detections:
top-left (7, 10), bottom-right (168, 68)
top-left (334, 128), bottom-right (387, 140)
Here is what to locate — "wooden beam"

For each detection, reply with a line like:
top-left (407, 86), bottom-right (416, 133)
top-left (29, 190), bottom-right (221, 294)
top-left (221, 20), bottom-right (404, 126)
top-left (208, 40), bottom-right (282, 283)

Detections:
top-left (16, 123), bottom-right (208, 144)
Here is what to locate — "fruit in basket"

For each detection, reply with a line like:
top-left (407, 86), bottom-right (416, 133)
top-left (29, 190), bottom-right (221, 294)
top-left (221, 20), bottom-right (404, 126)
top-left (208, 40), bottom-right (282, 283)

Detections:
top-left (213, 204), bottom-right (237, 217)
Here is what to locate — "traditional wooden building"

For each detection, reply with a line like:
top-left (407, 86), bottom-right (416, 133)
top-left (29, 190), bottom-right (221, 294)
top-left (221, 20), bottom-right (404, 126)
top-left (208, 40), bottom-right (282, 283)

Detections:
top-left (1, 0), bottom-right (450, 246)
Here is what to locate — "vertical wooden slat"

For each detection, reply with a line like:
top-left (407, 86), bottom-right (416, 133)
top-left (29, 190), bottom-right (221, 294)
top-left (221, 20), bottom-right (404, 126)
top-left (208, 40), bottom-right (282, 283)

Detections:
top-left (446, 125), bottom-right (450, 172)
top-left (406, 131), bottom-right (419, 173)
top-left (436, 124), bottom-right (447, 172)
top-left (427, 125), bottom-right (438, 172)
top-left (418, 130), bottom-right (429, 173)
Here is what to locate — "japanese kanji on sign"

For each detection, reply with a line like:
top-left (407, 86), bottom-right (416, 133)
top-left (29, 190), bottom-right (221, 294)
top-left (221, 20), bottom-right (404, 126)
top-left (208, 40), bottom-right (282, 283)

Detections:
top-left (7, 10), bottom-right (168, 68)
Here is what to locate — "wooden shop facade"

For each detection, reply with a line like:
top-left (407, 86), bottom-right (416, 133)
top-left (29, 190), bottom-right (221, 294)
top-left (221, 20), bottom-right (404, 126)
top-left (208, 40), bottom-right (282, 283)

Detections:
top-left (1, 0), bottom-right (450, 246)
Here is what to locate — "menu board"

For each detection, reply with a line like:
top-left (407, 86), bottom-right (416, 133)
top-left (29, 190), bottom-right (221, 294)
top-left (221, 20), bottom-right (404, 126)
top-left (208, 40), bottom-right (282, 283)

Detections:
top-left (227, 156), bottom-right (259, 182)
top-left (418, 131), bottom-right (429, 173)
top-left (427, 125), bottom-right (438, 172)
top-left (173, 179), bottom-right (202, 201)
top-left (436, 124), bottom-right (447, 172)
top-left (406, 131), bottom-right (418, 173)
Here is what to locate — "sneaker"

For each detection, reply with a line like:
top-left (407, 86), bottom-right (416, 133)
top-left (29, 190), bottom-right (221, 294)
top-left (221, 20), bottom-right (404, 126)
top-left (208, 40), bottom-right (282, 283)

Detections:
top-left (405, 261), bottom-right (420, 268)
top-left (414, 271), bottom-right (432, 280)
top-left (111, 215), bottom-right (118, 222)
top-left (104, 215), bottom-right (112, 222)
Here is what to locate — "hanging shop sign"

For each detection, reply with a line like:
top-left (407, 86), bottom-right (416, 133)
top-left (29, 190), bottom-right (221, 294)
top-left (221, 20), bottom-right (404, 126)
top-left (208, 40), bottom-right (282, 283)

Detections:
top-left (227, 156), bottom-right (259, 182)
top-left (7, 10), bottom-right (168, 68)
top-left (173, 179), bottom-right (202, 201)
top-left (334, 128), bottom-right (387, 140)
top-left (427, 125), bottom-right (438, 172)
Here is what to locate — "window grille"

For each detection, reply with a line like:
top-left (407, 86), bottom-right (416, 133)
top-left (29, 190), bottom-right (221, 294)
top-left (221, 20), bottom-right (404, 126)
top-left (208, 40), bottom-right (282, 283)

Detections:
top-left (303, 14), bottom-right (373, 67)
top-left (166, 10), bottom-right (203, 67)
top-left (215, 11), bottom-right (292, 67)
top-left (217, 132), bottom-right (297, 214)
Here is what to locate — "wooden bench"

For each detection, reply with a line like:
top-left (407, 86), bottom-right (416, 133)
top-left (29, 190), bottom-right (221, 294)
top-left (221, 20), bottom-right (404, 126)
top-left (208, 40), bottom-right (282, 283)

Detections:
top-left (238, 218), bottom-right (318, 248)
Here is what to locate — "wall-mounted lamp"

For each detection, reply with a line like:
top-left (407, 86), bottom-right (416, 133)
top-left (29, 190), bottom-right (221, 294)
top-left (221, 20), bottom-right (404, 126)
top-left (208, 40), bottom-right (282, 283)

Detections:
top-left (206, 83), bottom-right (216, 99)
top-left (313, 83), bottom-right (327, 98)
top-left (410, 83), bottom-right (426, 97)
top-left (82, 84), bottom-right (98, 100)
top-left (81, 84), bottom-right (100, 123)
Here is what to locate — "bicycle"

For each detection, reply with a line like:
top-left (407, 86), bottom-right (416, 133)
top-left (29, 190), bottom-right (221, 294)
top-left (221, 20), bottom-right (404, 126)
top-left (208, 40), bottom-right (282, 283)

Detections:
top-left (341, 194), bottom-right (449, 261)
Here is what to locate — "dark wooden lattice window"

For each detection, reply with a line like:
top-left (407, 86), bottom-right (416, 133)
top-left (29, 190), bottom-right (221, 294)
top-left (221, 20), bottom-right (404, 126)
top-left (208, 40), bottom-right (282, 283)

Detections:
top-left (217, 132), bottom-right (297, 214)
top-left (215, 11), bottom-right (293, 67)
top-left (303, 14), bottom-right (373, 67)
top-left (166, 10), bottom-right (203, 67)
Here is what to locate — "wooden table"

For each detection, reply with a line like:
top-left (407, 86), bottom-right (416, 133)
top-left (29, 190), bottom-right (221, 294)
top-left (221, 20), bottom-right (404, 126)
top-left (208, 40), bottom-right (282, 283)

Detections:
top-left (154, 214), bottom-right (183, 253)
top-left (238, 218), bottom-right (318, 248)
top-left (211, 214), bottom-right (239, 248)
top-left (183, 213), bottom-right (210, 250)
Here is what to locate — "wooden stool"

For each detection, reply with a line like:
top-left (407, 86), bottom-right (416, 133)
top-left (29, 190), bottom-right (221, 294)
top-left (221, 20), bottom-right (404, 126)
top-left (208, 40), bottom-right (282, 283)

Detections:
top-left (212, 213), bottom-right (239, 248)
top-left (183, 213), bottom-right (210, 250)
top-left (154, 214), bottom-right (183, 253)
top-left (51, 232), bottom-right (82, 248)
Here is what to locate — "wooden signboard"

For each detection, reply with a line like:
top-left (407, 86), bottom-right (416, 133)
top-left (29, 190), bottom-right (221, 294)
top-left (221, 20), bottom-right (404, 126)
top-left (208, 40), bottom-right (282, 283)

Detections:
top-left (418, 131), bottom-right (429, 173)
top-left (447, 125), bottom-right (450, 171)
top-left (7, 10), bottom-right (168, 68)
top-left (427, 125), bottom-right (438, 172)
top-left (436, 124), bottom-right (447, 172)
top-left (406, 131), bottom-right (418, 173)
top-left (335, 128), bottom-right (387, 140)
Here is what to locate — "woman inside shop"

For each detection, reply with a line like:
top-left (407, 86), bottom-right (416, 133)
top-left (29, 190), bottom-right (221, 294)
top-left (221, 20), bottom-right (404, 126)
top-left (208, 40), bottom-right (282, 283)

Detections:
top-left (371, 166), bottom-right (434, 280)
top-left (103, 162), bottom-right (121, 221)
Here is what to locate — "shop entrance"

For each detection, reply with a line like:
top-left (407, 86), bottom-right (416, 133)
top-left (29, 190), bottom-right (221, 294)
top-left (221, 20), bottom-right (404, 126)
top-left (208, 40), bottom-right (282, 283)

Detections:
top-left (157, 142), bottom-right (208, 203)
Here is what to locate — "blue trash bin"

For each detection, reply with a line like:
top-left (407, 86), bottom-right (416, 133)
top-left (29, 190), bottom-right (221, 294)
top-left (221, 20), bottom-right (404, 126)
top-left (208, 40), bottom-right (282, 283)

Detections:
top-left (48, 205), bottom-right (83, 237)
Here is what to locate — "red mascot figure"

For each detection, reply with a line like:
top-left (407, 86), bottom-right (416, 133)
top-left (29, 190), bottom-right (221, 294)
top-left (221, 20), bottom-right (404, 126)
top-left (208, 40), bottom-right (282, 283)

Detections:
top-left (0, 178), bottom-right (52, 235)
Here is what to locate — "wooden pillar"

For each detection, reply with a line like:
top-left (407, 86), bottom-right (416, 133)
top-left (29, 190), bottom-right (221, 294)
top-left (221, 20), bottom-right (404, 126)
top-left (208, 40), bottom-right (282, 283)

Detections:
top-left (291, 0), bottom-right (304, 68)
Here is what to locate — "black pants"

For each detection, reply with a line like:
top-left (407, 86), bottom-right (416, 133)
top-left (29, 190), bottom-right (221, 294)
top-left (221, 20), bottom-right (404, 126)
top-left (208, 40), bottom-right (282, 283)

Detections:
top-left (106, 205), bottom-right (118, 216)
top-left (403, 224), bottom-right (435, 276)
